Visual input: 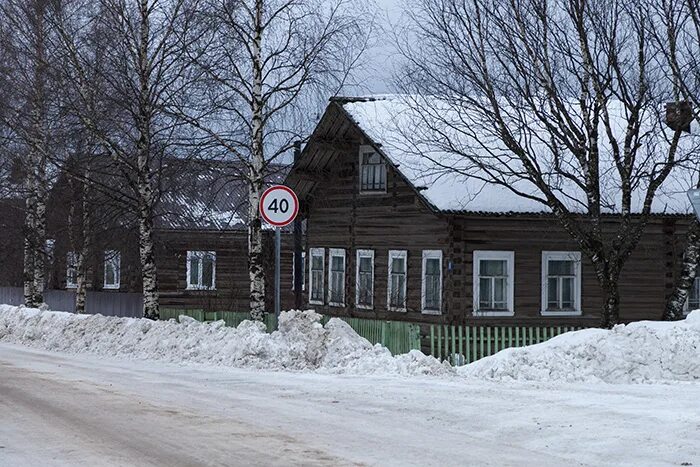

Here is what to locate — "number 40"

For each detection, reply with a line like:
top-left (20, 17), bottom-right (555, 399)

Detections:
top-left (268, 198), bottom-right (289, 213)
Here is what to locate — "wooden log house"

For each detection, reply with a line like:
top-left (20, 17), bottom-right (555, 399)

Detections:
top-left (285, 96), bottom-right (698, 326)
top-left (0, 157), bottom-right (295, 314)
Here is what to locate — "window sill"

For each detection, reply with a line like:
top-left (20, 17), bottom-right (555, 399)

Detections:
top-left (309, 300), bottom-right (324, 306)
top-left (358, 190), bottom-right (388, 196)
top-left (388, 306), bottom-right (407, 312)
top-left (421, 309), bottom-right (442, 315)
top-left (540, 310), bottom-right (582, 317)
top-left (356, 304), bottom-right (373, 310)
top-left (472, 310), bottom-right (515, 317)
top-left (66, 285), bottom-right (77, 290)
top-left (103, 285), bottom-right (120, 290)
top-left (186, 287), bottom-right (217, 292)
top-left (329, 302), bottom-right (345, 308)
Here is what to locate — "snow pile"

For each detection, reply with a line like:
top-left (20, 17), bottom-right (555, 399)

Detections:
top-left (0, 305), bottom-right (451, 377)
top-left (459, 312), bottom-right (700, 383)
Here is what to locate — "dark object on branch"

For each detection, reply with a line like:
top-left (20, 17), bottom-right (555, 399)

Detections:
top-left (666, 101), bottom-right (693, 133)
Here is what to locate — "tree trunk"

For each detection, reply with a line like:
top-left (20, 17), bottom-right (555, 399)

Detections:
top-left (75, 250), bottom-right (88, 314)
top-left (601, 283), bottom-right (621, 329)
top-left (32, 185), bottom-right (47, 306)
top-left (589, 255), bottom-right (622, 328)
top-left (23, 194), bottom-right (37, 307)
top-left (248, 173), bottom-right (265, 321)
top-left (137, 159), bottom-right (159, 319)
top-left (664, 219), bottom-right (700, 320)
top-left (75, 163), bottom-right (91, 314)
top-left (248, 0), bottom-right (266, 321)
top-left (22, 153), bottom-right (47, 308)
top-left (136, 0), bottom-right (159, 320)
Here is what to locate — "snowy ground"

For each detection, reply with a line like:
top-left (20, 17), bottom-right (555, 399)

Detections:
top-left (1, 305), bottom-right (699, 466)
top-left (1, 342), bottom-right (699, 467)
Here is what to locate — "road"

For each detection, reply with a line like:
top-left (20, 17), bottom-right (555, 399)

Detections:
top-left (0, 343), bottom-right (698, 467)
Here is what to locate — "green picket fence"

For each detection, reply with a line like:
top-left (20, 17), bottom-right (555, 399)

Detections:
top-left (322, 316), bottom-right (422, 356)
top-left (429, 324), bottom-right (584, 366)
top-left (159, 308), bottom-right (420, 356)
top-left (159, 309), bottom-right (580, 365)
top-left (159, 308), bottom-right (278, 332)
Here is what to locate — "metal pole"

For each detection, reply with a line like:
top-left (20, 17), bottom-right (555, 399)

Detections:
top-left (292, 140), bottom-right (303, 309)
top-left (275, 227), bottom-right (281, 319)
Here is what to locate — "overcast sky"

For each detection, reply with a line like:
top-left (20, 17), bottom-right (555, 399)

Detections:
top-left (353, 0), bottom-right (405, 95)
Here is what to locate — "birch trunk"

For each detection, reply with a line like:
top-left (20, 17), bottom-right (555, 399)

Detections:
top-left (248, 0), bottom-right (266, 321)
top-left (75, 169), bottom-right (91, 314)
top-left (23, 191), bottom-right (37, 306)
top-left (32, 178), bottom-right (47, 306)
top-left (135, 0), bottom-right (159, 320)
top-left (137, 133), bottom-right (159, 319)
top-left (664, 220), bottom-right (700, 320)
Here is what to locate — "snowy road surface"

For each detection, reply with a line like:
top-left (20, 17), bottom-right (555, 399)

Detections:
top-left (0, 343), bottom-right (698, 467)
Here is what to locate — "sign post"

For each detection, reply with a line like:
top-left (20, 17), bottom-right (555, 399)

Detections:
top-left (260, 185), bottom-right (299, 319)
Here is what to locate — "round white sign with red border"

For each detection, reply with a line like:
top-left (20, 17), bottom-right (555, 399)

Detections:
top-left (260, 185), bottom-right (299, 227)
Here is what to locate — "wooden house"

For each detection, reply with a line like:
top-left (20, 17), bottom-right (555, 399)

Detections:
top-left (285, 96), bottom-right (697, 326)
top-left (1, 157), bottom-right (294, 314)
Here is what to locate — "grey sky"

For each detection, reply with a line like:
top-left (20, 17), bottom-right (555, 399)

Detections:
top-left (353, 0), bottom-right (405, 95)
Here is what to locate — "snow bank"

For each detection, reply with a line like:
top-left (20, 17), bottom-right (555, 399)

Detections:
top-left (0, 305), bottom-right (451, 377)
top-left (459, 312), bottom-right (700, 383)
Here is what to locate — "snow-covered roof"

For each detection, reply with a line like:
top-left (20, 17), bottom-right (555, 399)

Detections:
top-left (157, 161), bottom-right (286, 231)
top-left (340, 95), bottom-right (700, 215)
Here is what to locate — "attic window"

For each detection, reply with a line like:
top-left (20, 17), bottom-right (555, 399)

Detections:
top-left (359, 146), bottom-right (386, 192)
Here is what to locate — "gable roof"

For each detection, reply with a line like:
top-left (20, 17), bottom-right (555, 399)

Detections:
top-left (53, 155), bottom-right (287, 232)
top-left (156, 160), bottom-right (286, 231)
top-left (307, 95), bottom-right (700, 216)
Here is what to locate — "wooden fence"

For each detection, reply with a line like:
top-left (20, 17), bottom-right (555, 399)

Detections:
top-left (157, 309), bottom-right (585, 365)
top-left (428, 324), bottom-right (584, 365)
top-left (0, 286), bottom-right (142, 317)
top-left (158, 308), bottom-right (421, 356)
top-left (159, 309), bottom-right (278, 333)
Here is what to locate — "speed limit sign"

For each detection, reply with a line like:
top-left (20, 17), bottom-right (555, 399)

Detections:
top-left (260, 185), bottom-right (299, 227)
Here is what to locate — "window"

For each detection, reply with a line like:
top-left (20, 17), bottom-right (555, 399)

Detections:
top-left (66, 251), bottom-right (78, 289)
top-left (292, 252), bottom-right (306, 291)
top-left (104, 250), bottom-right (121, 290)
top-left (473, 251), bottom-right (514, 316)
top-left (186, 251), bottom-right (216, 290)
top-left (422, 250), bottom-right (443, 314)
top-left (309, 248), bottom-right (325, 305)
top-left (328, 249), bottom-right (346, 306)
top-left (686, 277), bottom-right (700, 314)
top-left (387, 250), bottom-right (407, 311)
top-left (541, 251), bottom-right (582, 316)
top-left (356, 249), bottom-right (374, 309)
top-left (359, 146), bottom-right (386, 192)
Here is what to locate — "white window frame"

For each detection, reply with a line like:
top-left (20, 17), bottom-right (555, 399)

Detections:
top-left (421, 250), bottom-right (443, 315)
top-left (292, 251), bottom-right (306, 291)
top-left (66, 251), bottom-right (78, 289)
top-left (186, 251), bottom-right (216, 290)
top-left (309, 248), bottom-right (325, 305)
top-left (355, 249), bottom-right (375, 309)
top-left (358, 145), bottom-right (387, 194)
top-left (328, 248), bottom-right (346, 307)
top-left (387, 250), bottom-right (408, 312)
top-left (103, 250), bottom-right (121, 290)
top-left (472, 250), bottom-right (515, 317)
top-left (541, 251), bottom-right (582, 316)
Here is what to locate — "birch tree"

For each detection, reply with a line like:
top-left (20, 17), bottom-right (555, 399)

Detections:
top-left (397, 0), bottom-right (697, 327)
top-left (653, 0), bottom-right (700, 319)
top-left (0, 0), bottom-right (65, 307)
top-left (181, 0), bottom-right (372, 320)
top-left (53, 0), bottom-right (201, 319)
